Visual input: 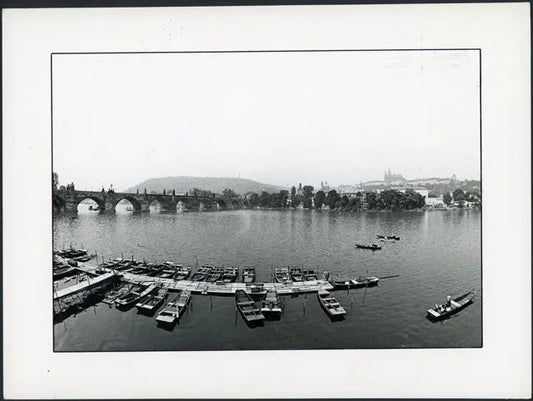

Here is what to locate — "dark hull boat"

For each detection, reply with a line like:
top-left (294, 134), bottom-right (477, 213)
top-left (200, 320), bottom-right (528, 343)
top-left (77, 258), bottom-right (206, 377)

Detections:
top-left (303, 269), bottom-right (318, 281)
top-left (377, 235), bottom-right (400, 240)
top-left (221, 267), bottom-right (239, 283)
top-left (174, 266), bottom-right (192, 280)
top-left (206, 267), bottom-right (225, 282)
top-left (290, 268), bottom-right (304, 282)
top-left (427, 290), bottom-right (476, 320)
top-left (235, 289), bottom-right (264, 324)
top-left (332, 276), bottom-right (379, 290)
top-left (317, 290), bottom-right (346, 319)
top-left (355, 243), bottom-right (382, 250)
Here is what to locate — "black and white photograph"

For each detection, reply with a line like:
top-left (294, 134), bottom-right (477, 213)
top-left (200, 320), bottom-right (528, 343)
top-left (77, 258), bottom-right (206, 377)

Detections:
top-left (51, 49), bottom-right (482, 351)
top-left (3, 4), bottom-right (530, 399)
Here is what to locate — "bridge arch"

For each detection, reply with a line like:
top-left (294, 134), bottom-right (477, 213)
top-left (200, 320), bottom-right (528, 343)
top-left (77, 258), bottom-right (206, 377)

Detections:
top-left (113, 196), bottom-right (142, 212)
top-left (76, 196), bottom-right (105, 213)
top-left (149, 199), bottom-right (164, 213)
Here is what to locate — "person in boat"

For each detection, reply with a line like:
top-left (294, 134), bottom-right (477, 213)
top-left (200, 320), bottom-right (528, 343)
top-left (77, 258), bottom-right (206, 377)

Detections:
top-left (445, 296), bottom-right (452, 307)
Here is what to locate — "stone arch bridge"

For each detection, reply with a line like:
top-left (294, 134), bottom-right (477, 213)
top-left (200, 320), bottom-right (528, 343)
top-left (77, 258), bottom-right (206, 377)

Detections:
top-left (54, 190), bottom-right (227, 213)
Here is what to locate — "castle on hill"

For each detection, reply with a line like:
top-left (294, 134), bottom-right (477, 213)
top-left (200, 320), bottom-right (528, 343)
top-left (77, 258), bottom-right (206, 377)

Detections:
top-left (384, 167), bottom-right (406, 185)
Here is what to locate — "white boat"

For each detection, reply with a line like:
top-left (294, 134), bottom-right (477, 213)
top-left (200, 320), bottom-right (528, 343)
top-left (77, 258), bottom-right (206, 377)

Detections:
top-left (155, 290), bottom-right (191, 325)
top-left (261, 290), bottom-right (282, 316)
top-left (175, 290), bottom-right (192, 317)
top-left (317, 290), bottom-right (346, 318)
top-left (427, 290), bottom-right (476, 320)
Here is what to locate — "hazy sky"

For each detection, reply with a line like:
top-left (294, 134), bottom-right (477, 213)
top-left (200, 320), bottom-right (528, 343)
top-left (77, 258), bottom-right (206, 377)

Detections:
top-left (53, 50), bottom-right (480, 191)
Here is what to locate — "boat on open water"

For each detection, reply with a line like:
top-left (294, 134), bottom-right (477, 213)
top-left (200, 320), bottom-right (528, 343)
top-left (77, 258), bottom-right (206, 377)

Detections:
top-left (235, 289), bottom-right (264, 324)
top-left (377, 234), bottom-right (400, 240)
top-left (355, 243), bottom-right (382, 250)
top-left (317, 289), bottom-right (346, 318)
top-left (427, 290), bottom-right (476, 320)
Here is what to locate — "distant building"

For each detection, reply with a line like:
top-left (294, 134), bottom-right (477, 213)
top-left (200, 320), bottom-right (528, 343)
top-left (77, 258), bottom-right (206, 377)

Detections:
top-left (337, 184), bottom-right (358, 194)
top-left (406, 176), bottom-right (454, 186)
top-left (320, 181), bottom-right (331, 192)
top-left (384, 167), bottom-right (406, 185)
top-left (426, 197), bottom-right (445, 208)
top-left (297, 183), bottom-right (304, 196)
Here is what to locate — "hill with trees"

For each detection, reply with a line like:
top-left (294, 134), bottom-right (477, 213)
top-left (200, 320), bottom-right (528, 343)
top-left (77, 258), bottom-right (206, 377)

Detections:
top-left (125, 176), bottom-right (286, 196)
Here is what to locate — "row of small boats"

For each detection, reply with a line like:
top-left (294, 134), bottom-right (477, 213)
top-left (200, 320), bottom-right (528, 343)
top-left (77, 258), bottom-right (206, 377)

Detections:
top-left (273, 267), bottom-right (318, 283)
top-left (101, 279), bottom-right (475, 326)
top-left (98, 257), bottom-right (324, 285)
top-left (235, 288), bottom-right (348, 324)
top-left (234, 287), bottom-right (477, 323)
top-left (102, 282), bottom-right (193, 325)
top-left (53, 249), bottom-right (96, 279)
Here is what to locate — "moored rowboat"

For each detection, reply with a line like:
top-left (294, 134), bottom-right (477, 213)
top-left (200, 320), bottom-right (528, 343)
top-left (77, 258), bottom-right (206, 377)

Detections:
top-left (274, 268), bottom-right (290, 283)
top-left (331, 276), bottom-right (379, 290)
top-left (242, 266), bottom-right (256, 283)
top-left (261, 290), bottom-right (282, 316)
top-left (235, 289), bottom-right (264, 323)
top-left (317, 289), bottom-right (346, 318)
top-left (136, 286), bottom-right (167, 313)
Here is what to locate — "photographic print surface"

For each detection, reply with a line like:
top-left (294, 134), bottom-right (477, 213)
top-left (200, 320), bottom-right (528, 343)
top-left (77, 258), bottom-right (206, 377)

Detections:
top-left (52, 49), bottom-right (482, 352)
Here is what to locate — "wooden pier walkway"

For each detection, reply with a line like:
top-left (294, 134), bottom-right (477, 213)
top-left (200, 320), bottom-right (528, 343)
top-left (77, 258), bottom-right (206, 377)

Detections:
top-left (79, 262), bottom-right (332, 295)
top-left (119, 271), bottom-right (334, 295)
top-left (53, 271), bottom-right (117, 300)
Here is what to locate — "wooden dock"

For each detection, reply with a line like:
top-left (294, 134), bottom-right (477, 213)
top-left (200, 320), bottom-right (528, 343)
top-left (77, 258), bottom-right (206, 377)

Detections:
top-left (53, 271), bottom-right (117, 300)
top-left (118, 271), bottom-right (333, 295)
top-left (57, 260), bottom-right (333, 298)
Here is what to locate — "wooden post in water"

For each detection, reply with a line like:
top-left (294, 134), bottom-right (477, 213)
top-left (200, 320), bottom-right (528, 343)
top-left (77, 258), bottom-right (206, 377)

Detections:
top-left (210, 296), bottom-right (213, 311)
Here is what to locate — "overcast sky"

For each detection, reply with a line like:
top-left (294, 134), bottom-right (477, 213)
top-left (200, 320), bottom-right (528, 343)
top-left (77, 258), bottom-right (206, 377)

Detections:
top-left (53, 50), bottom-right (480, 191)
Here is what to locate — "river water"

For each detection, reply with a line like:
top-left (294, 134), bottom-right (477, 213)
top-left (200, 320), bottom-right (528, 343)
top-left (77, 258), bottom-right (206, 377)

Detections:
top-left (53, 208), bottom-right (481, 351)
